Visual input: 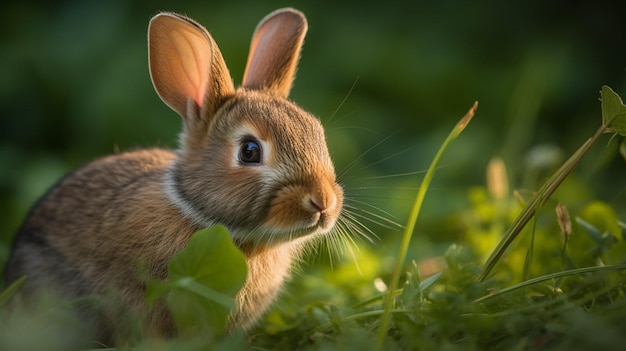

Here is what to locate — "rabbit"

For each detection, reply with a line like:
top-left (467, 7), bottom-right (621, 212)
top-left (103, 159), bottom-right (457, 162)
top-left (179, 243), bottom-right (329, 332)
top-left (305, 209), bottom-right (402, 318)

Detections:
top-left (4, 7), bottom-right (343, 345)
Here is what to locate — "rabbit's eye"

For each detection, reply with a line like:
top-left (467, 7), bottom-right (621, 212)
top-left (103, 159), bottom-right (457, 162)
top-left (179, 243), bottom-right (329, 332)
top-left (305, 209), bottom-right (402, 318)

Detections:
top-left (239, 139), bottom-right (262, 164)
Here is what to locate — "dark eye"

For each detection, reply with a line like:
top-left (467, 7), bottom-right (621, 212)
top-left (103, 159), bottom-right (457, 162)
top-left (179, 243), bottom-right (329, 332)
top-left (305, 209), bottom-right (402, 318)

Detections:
top-left (239, 139), bottom-right (262, 164)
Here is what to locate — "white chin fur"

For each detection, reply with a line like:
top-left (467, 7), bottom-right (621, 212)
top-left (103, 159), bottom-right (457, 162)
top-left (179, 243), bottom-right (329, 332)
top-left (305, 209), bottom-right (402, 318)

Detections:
top-left (163, 167), bottom-right (214, 228)
top-left (261, 223), bottom-right (330, 240)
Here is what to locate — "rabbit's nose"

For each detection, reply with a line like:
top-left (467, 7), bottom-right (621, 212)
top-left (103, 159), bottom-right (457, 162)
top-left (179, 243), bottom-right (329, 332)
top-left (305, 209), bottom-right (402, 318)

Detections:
top-left (304, 182), bottom-right (337, 214)
top-left (308, 197), bottom-right (324, 213)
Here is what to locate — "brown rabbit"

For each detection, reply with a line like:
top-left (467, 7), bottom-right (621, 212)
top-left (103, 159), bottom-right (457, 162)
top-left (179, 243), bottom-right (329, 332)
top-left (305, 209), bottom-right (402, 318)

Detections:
top-left (5, 8), bottom-right (343, 344)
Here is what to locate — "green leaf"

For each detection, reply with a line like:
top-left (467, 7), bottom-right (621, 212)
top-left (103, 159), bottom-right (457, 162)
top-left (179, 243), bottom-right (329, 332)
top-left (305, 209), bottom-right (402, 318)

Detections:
top-left (401, 261), bottom-right (441, 309)
top-left (418, 271), bottom-right (442, 292)
top-left (167, 226), bottom-right (248, 335)
top-left (171, 277), bottom-right (235, 310)
top-left (579, 201), bottom-right (621, 237)
top-left (608, 113), bottom-right (626, 135)
top-left (601, 85), bottom-right (626, 135)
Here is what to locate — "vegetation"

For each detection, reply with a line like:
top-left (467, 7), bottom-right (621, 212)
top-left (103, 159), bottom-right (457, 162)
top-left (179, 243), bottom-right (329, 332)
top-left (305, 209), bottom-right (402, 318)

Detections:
top-left (1, 1), bottom-right (625, 350)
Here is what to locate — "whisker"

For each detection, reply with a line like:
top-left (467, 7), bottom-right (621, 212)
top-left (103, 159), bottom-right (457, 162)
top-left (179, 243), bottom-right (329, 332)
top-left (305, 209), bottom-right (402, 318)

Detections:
top-left (345, 187), bottom-right (450, 201)
top-left (321, 226), bottom-right (350, 269)
top-left (345, 192), bottom-right (418, 203)
top-left (326, 76), bottom-right (360, 126)
top-left (324, 234), bottom-right (336, 270)
top-left (340, 210), bottom-right (380, 242)
top-left (344, 198), bottom-right (401, 221)
top-left (360, 170), bottom-right (427, 180)
top-left (336, 219), bottom-right (364, 249)
top-left (347, 145), bottom-right (419, 175)
top-left (347, 185), bottom-right (420, 191)
top-left (343, 203), bottom-right (400, 228)
top-left (336, 228), bottom-right (363, 275)
top-left (323, 220), bottom-right (365, 272)
top-left (330, 125), bottom-right (379, 133)
top-left (337, 132), bottom-right (399, 180)
top-left (343, 208), bottom-right (397, 235)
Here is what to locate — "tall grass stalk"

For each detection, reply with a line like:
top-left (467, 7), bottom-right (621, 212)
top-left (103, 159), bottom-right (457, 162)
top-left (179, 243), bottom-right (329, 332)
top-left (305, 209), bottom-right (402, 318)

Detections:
top-left (375, 102), bottom-right (478, 348)
top-left (478, 86), bottom-right (626, 282)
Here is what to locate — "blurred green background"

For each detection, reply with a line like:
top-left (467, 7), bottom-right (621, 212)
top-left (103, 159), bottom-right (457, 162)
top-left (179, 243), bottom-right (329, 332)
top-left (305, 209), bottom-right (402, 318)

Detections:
top-left (1, 0), bottom-right (625, 274)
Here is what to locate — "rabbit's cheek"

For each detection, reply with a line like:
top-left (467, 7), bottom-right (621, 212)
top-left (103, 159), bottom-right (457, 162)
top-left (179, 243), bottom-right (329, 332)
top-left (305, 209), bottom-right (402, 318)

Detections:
top-left (262, 184), bottom-right (312, 232)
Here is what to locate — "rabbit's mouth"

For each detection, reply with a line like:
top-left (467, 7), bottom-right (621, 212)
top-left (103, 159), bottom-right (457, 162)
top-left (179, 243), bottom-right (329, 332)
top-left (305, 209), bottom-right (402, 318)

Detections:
top-left (294, 216), bottom-right (336, 237)
top-left (266, 211), bottom-right (339, 241)
top-left (257, 203), bottom-right (340, 241)
top-left (313, 209), bottom-right (339, 233)
top-left (258, 182), bottom-right (343, 235)
top-left (226, 208), bottom-right (341, 250)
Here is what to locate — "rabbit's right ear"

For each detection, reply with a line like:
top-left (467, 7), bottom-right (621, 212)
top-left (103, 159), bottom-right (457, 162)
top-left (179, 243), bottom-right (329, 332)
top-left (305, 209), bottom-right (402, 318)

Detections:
top-left (242, 8), bottom-right (307, 97)
top-left (148, 13), bottom-right (235, 120)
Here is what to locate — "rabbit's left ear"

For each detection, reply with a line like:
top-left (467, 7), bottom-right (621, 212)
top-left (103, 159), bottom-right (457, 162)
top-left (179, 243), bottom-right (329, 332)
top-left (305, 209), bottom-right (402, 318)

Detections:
top-left (242, 8), bottom-right (307, 97)
top-left (148, 12), bottom-right (235, 120)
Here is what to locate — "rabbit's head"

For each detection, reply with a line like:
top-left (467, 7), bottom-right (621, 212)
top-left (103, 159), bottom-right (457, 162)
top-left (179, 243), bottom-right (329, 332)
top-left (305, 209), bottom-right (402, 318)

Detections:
top-left (148, 9), bottom-right (342, 248)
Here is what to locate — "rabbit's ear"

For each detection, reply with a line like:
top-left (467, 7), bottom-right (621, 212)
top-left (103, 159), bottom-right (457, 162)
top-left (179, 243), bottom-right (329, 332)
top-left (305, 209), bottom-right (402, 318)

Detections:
top-left (149, 13), bottom-right (235, 119)
top-left (242, 8), bottom-right (307, 97)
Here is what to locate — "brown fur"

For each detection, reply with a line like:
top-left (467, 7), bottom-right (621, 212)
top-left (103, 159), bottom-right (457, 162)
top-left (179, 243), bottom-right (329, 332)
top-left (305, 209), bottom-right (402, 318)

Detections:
top-left (5, 7), bottom-right (343, 346)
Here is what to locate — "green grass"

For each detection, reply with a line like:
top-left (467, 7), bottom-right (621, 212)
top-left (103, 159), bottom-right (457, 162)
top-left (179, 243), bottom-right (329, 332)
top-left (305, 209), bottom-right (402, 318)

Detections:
top-left (1, 88), bottom-right (625, 350)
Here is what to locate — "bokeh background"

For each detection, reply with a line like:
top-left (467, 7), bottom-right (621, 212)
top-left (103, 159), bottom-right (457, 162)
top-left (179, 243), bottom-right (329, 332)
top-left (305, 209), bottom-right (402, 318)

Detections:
top-left (1, 0), bottom-right (625, 276)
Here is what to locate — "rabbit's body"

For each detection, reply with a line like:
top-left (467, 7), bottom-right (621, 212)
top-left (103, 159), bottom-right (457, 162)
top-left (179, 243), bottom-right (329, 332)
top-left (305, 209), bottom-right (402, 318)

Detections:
top-left (5, 8), bottom-right (342, 344)
top-left (8, 146), bottom-right (299, 337)
top-left (7, 149), bottom-right (187, 339)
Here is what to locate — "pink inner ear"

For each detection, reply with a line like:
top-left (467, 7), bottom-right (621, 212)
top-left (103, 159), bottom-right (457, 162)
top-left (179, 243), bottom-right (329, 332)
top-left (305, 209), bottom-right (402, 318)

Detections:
top-left (169, 28), bottom-right (210, 108)
top-left (242, 9), bottom-right (307, 97)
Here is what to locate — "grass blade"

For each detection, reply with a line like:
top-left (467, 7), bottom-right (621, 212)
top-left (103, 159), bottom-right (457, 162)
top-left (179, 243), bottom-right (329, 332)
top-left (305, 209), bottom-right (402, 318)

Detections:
top-left (478, 125), bottom-right (606, 282)
top-left (375, 102), bottom-right (477, 348)
top-left (0, 276), bottom-right (25, 308)
top-left (474, 264), bottom-right (626, 304)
